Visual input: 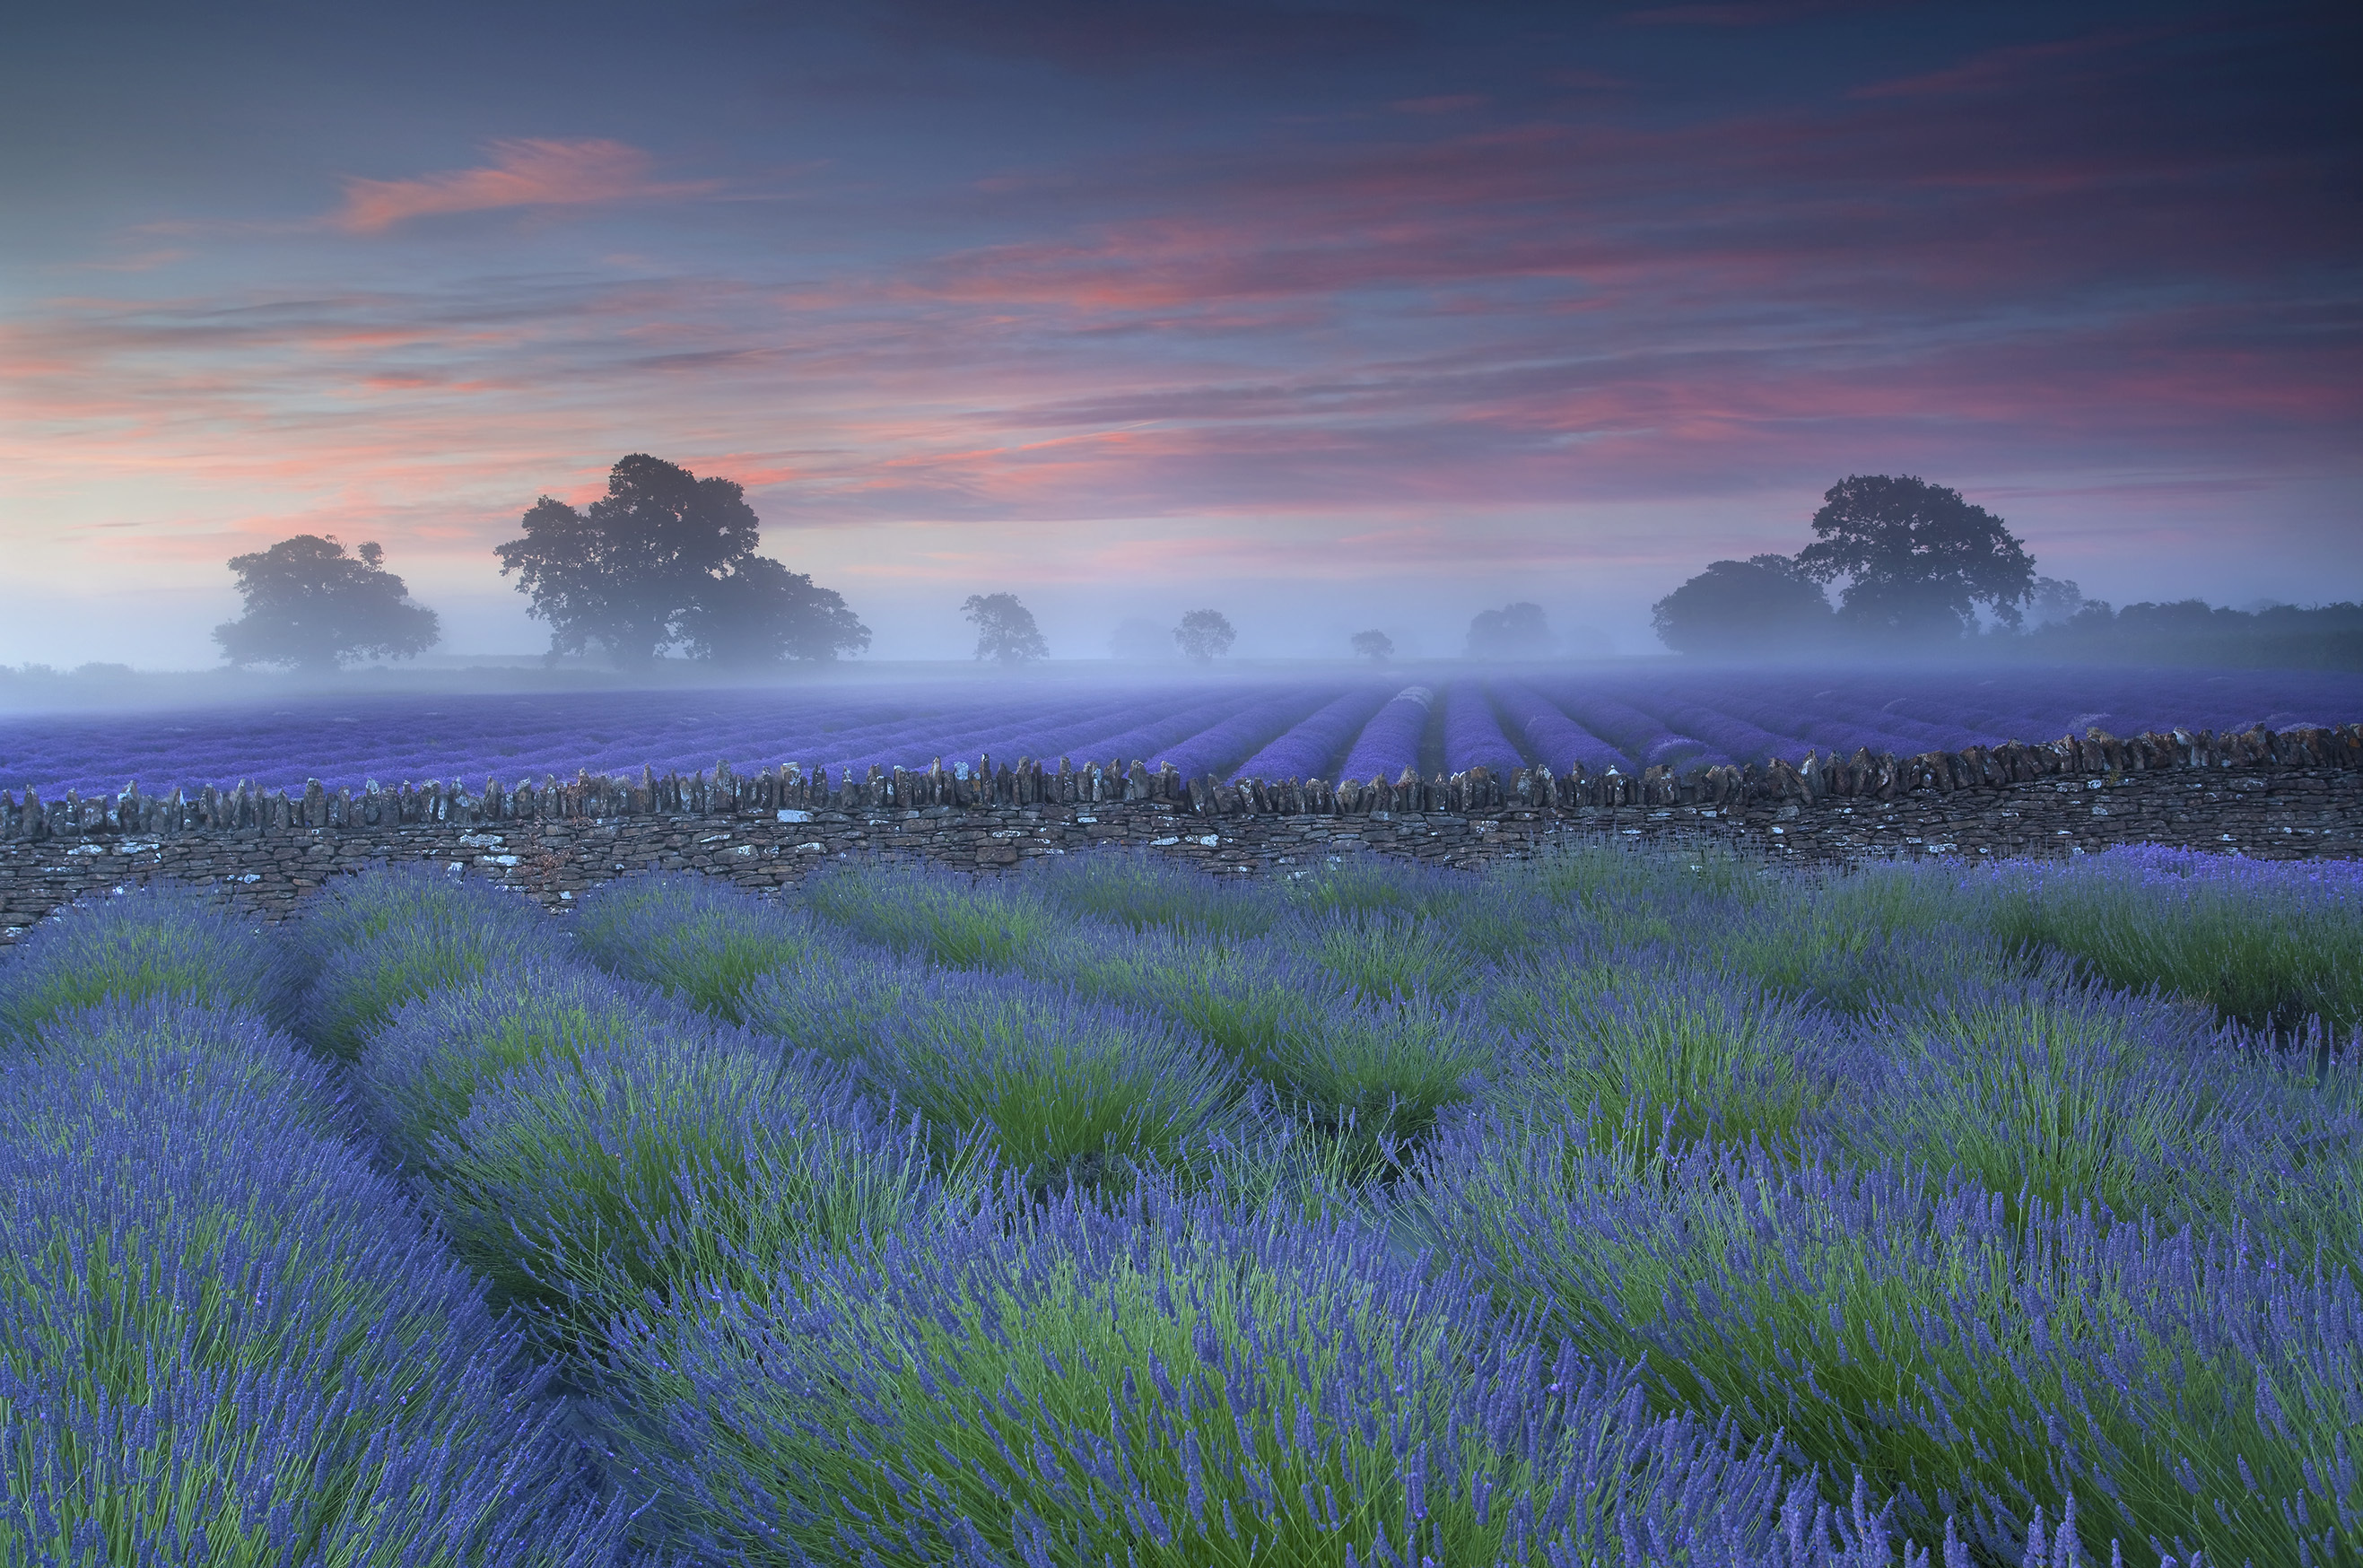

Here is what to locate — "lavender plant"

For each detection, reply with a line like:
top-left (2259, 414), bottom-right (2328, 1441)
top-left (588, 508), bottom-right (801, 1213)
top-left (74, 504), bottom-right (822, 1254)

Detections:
top-left (1715, 900), bottom-right (2028, 1015)
top-left (423, 1033), bottom-right (954, 1339)
top-left (0, 997), bottom-right (631, 1566)
top-left (1856, 977), bottom-right (2265, 1226)
top-left (0, 880), bottom-right (286, 1041)
top-left (280, 857), bottom-right (546, 968)
top-left (798, 859), bottom-right (1067, 970)
top-left (1020, 845), bottom-right (1280, 939)
top-left (1505, 963), bottom-right (1844, 1155)
top-left (737, 931), bottom-right (943, 1062)
top-left (589, 1180), bottom-right (1808, 1566)
top-left (1966, 846), bottom-right (2363, 1032)
top-left (856, 969), bottom-right (1250, 1190)
top-left (12, 994), bottom-right (348, 1147)
top-left (1264, 985), bottom-right (1497, 1158)
top-left (354, 961), bottom-right (708, 1177)
top-left (1007, 919), bottom-right (1492, 1159)
top-left (571, 871), bottom-right (817, 1021)
top-left (1304, 907), bottom-right (1482, 999)
top-left (297, 910), bottom-right (571, 1060)
top-left (1412, 1113), bottom-right (2363, 1566)
top-left (1272, 850), bottom-right (1483, 921)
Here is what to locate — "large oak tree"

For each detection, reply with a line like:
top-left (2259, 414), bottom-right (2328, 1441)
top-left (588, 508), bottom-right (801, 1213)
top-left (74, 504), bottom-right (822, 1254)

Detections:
top-left (1794, 475), bottom-right (2036, 639)
top-left (498, 454), bottom-right (865, 667)
top-left (214, 535), bottom-right (440, 672)
top-left (1651, 555), bottom-right (1832, 656)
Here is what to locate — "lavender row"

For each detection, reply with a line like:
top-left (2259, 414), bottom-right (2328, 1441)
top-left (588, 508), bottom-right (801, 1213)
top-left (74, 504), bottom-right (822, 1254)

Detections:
top-left (1229, 684), bottom-right (1393, 781)
top-left (0, 891), bottom-right (631, 1563)
top-left (1336, 685), bottom-right (1434, 782)
top-left (1535, 684), bottom-right (1735, 774)
top-left (1491, 680), bottom-right (1629, 774)
top-left (1147, 684), bottom-right (1351, 782)
top-left (1605, 690), bottom-right (1817, 768)
top-left (819, 688), bottom-right (1223, 779)
top-left (1440, 680), bottom-right (1527, 776)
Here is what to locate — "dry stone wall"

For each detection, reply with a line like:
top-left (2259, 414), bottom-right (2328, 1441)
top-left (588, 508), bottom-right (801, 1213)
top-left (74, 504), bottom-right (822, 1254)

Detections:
top-left (4, 722), bottom-right (2359, 939)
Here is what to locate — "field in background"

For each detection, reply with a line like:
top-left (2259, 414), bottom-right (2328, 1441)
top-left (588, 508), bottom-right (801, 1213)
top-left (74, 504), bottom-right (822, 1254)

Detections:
top-left (5, 664), bottom-right (2360, 799)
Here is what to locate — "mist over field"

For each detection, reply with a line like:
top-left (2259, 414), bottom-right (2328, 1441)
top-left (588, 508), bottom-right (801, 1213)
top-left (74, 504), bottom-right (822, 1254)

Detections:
top-left (4, 1), bottom-right (2356, 676)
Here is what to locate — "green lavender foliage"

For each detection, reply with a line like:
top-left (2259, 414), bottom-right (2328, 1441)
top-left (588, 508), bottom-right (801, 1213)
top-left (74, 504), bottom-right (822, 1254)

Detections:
top-left (1410, 1111), bottom-right (2363, 1566)
top-left (570, 871), bottom-right (816, 1021)
top-left (591, 1180), bottom-right (1804, 1566)
top-left (1855, 977), bottom-right (2270, 1226)
top-left (354, 961), bottom-right (705, 1178)
top-left (0, 996), bottom-right (632, 1565)
top-left (1021, 846), bottom-right (1281, 939)
top-left (0, 882), bottom-right (288, 1041)
top-left (287, 864), bottom-right (565, 1059)
top-left (1503, 960), bottom-right (1849, 1156)
top-left (798, 859), bottom-right (1068, 969)
top-left (1964, 846), bottom-right (2363, 1031)
top-left (423, 1032), bottom-right (965, 1344)
top-left (855, 971), bottom-right (1249, 1192)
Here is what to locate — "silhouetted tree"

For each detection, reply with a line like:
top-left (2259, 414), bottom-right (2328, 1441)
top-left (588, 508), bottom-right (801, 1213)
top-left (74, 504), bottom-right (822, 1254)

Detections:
top-left (1464, 602), bottom-right (1548, 658)
top-left (214, 535), bottom-right (440, 673)
top-left (1173, 609), bottom-right (1236, 664)
top-left (1350, 629), bottom-right (1393, 664)
top-left (676, 556), bottom-right (870, 666)
top-left (964, 592), bottom-right (1049, 665)
top-left (1794, 475), bottom-right (2036, 639)
top-left (2023, 575), bottom-right (2088, 628)
top-left (496, 454), bottom-right (762, 668)
top-left (1651, 555), bottom-right (1832, 656)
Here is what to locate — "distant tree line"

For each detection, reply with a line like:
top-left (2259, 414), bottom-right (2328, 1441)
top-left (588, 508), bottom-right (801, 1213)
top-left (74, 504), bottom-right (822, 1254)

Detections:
top-left (1647, 472), bottom-right (2360, 668)
top-left (212, 454), bottom-right (871, 674)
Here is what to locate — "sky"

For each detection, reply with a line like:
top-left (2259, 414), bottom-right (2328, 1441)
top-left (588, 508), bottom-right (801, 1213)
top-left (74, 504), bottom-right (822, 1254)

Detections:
top-left (2, 0), bottom-right (2356, 667)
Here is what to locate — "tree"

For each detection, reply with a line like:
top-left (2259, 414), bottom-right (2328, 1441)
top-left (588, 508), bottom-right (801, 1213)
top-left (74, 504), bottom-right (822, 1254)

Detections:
top-left (214, 535), bottom-right (440, 673)
top-left (1350, 629), bottom-right (1393, 664)
top-left (676, 556), bottom-right (870, 666)
top-left (496, 454), bottom-right (762, 667)
top-left (2023, 575), bottom-right (2088, 628)
top-left (1464, 602), bottom-right (1548, 659)
top-left (963, 593), bottom-right (1049, 665)
top-left (1650, 555), bottom-right (1832, 656)
top-left (1794, 475), bottom-right (2036, 639)
top-left (1173, 609), bottom-right (1236, 664)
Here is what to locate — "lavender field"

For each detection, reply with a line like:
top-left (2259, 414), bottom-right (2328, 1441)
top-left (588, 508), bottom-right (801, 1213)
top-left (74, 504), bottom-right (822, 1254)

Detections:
top-left (4, 665), bottom-right (2359, 799)
top-left (3, 844), bottom-right (2358, 1565)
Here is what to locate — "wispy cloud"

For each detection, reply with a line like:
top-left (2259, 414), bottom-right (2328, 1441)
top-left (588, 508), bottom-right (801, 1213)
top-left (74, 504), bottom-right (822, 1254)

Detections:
top-left (329, 139), bottom-right (717, 234)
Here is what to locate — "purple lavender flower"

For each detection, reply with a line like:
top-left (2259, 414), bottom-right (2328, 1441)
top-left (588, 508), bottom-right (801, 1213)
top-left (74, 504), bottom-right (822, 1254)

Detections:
top-left (1492, 679), bottom-right (1628, 773)
top-left (589, 1179), bottom-right (1798, 1564)
top-left (2, 995), bottom-right (632, 1564)
top-left (1230, 684), bottom-right (1392, 781)
top-left (1336, 684), bottom-right (1434, 782)
top-left (1439, 680), bottom-right (1526, 775)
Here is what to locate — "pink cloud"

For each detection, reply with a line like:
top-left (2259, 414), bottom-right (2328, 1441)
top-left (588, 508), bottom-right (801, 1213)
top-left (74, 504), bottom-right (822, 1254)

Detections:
top-left (329, 139), bottom-right (716, 234)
